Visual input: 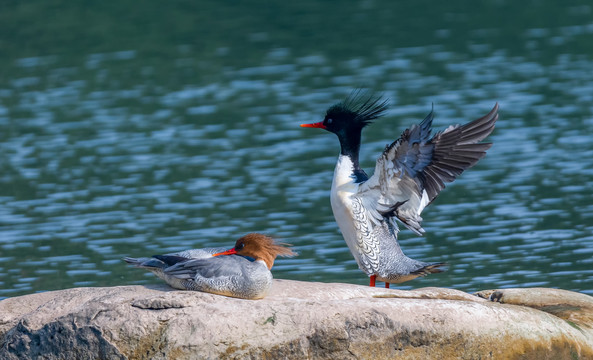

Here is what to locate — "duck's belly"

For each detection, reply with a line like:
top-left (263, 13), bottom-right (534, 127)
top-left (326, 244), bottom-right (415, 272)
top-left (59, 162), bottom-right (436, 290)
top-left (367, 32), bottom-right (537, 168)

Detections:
top-left (331, 154), bottom-right (381, 275)
top-left (331, 182), bottom-right (378, 276)
top-left (330, 186), bottom-right (360, 256)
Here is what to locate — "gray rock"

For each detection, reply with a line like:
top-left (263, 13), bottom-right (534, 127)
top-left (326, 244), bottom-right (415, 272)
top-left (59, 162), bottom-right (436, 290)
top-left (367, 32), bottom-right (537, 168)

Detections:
top-left (1, 280), bottom-right (592, 359)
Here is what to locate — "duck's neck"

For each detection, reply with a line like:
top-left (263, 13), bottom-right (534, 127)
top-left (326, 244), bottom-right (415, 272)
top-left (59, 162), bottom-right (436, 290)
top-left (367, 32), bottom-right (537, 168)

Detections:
top-left (255, 255), bottom-right (274, 270)
top-left (337, 130), bottom-right (366, 183)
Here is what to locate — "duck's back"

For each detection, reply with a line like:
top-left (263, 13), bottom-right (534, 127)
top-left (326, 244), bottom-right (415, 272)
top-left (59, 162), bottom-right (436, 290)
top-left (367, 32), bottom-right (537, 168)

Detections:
top-left (165, 256), bottom-right (273, 299)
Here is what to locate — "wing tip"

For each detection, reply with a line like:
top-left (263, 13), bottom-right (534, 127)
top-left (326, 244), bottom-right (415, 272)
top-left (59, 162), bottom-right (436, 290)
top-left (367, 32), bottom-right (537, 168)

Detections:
top-left (123, 257), bottom-right (139, 265)
top-left (482, 102), bottom-right (500, 127)
top-left (412, 262), bottom-right (448, 276)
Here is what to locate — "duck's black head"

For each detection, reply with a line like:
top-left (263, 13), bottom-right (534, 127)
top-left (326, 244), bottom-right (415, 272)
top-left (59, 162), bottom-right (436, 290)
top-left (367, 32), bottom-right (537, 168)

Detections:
top-left (301, 91), bottom-right (388, 156)
top-left (302, 91), bottom-right (388, 134)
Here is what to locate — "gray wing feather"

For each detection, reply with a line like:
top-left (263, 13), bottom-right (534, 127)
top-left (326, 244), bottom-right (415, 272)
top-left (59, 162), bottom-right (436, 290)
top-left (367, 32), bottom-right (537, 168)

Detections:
top-left (164, 255), bottom-right (248, 280)
top-left (172, 247), bottom-right (227, 259)
top-left (162, 255), bottom-right (271, 299)
top-left (123, 257), bottom-right (167, 269)
top-left (359, 104), bottom-right (498, 235)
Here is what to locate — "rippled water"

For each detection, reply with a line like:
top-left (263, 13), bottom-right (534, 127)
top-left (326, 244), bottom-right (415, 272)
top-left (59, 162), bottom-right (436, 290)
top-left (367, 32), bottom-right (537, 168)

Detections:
top-left (1, 1), bottom-right (593, 298)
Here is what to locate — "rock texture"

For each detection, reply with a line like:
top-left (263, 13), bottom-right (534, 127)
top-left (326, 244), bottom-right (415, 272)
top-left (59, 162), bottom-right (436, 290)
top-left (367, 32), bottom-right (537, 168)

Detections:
top-left (1, 280), bottom-right (592, 359)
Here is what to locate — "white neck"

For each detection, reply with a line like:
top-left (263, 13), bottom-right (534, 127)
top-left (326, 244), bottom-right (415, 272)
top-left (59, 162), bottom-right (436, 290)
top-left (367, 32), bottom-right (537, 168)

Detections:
top-left (331, 155), bottom-right (360, 213)
top-left (332, 155), bottom-right (356, 189)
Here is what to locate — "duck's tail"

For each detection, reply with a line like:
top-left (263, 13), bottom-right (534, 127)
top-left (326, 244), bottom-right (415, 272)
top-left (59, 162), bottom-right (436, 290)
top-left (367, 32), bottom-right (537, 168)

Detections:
top-left (123, 257), bottom-right (167, 270)
top-left (411, 262), bottom-right (448, 276)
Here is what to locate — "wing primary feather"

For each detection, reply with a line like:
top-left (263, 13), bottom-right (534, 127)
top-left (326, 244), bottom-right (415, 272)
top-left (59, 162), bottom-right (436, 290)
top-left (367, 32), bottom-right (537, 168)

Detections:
top-left (153, 255), bottom-right (190, 266)
top-left (358, 103), bottom-right (498, 233)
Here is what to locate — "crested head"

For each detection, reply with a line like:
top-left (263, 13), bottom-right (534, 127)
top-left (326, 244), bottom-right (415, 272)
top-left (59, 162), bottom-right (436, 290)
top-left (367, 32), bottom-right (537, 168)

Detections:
top-left (323, 90), bottom-right (388, 132)
top-left (300, 90), bottom-right (389, 162)
top-left (232, 233), bottom-right (297, 270)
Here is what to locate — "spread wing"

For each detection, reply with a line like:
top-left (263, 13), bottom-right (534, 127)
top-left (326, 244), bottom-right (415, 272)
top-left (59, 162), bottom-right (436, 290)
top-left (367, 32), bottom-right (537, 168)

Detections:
top-left (358, 103), bottom-right (499, 235)
top-left (164, 255), bottom-right (250, 280)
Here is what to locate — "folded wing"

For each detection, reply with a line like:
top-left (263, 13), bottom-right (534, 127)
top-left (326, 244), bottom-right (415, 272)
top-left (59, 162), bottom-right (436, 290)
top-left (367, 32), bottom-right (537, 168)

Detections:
top-left (164, 255), bottom-right (248, 280)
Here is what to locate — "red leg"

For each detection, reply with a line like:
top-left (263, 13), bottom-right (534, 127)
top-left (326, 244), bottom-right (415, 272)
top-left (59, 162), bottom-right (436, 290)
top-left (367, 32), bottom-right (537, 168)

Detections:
top-left (370, 275), bottom-right (376, 287)
top-left (385, 282), bottom-right (390, 289)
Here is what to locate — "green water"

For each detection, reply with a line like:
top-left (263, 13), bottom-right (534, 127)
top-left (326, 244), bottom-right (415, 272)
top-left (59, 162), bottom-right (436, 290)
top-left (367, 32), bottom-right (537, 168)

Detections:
top-left (1, 0), bottom-right (593, 298)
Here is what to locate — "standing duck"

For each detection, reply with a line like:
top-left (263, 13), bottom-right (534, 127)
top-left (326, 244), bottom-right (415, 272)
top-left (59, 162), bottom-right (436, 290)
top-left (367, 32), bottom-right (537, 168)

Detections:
top-left (124, 233), bottom-right (296, 299)
top-left (301, 91), bottom-right (498, 287)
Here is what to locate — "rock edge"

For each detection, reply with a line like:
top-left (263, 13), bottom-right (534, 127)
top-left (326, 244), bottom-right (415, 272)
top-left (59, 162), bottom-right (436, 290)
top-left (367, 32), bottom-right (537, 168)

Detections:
top-left (1, 280), bottom-right (592, 359)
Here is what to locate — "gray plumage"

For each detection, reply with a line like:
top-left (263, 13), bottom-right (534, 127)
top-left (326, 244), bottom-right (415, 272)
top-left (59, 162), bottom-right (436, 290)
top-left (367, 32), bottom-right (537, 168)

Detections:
top-left (304, 92), bottom-right (498, 284)
top-left (362, 104), bottom-right (499, 235)
top-left (123, 247), bottom-right (225, 283)
top-left (373, 219), bottom-right (445, 283)
top-left (124, 233), bottom-right (296, 299)
top-left (124, 252), bottom-right (272, 300)
top-left (164, 256), bottom-right (272, 299)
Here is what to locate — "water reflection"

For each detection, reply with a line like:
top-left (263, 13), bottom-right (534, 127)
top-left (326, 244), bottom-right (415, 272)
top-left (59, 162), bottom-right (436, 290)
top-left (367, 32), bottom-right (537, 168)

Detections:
top-left (1, 2), bottom-right (593, 298)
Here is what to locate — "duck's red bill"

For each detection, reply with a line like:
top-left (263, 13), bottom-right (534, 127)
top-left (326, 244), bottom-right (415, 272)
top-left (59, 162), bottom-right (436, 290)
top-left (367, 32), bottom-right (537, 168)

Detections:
top-left (212, 248), bottom-right (237, 256)
top-left (300, 122), bottom-right (326, 129)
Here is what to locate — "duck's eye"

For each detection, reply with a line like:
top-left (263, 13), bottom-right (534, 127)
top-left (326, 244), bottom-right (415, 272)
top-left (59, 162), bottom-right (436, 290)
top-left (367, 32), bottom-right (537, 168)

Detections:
top-left (235, 242), bottom-right (245, 251)
top-left (326, 118), bottom-right (333, 124)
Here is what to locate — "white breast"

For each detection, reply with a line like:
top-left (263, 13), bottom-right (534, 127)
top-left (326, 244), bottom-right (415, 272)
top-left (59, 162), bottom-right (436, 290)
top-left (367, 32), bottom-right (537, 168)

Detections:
top-left (330, 155), bottom-right (363, 263)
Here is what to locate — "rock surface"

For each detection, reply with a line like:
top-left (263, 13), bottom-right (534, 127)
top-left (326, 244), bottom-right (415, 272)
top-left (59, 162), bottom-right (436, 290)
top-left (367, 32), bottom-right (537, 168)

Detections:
top-left (1, 280), bottom-right (592, 359)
